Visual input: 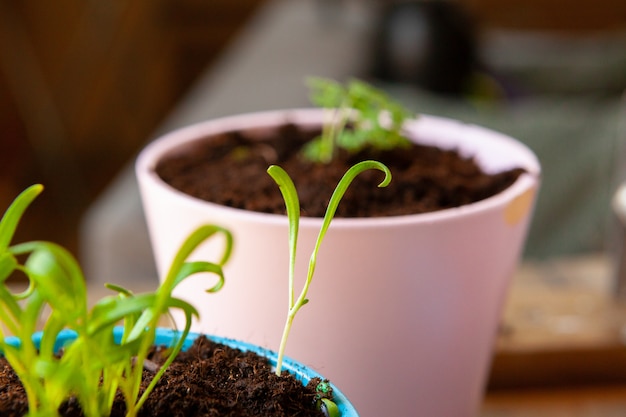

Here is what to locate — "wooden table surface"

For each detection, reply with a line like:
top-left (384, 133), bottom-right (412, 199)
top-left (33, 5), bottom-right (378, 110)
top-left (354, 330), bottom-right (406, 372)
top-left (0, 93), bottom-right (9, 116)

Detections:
top-left (481, 253), bottom-right (626, 415)
top-left (482, 385), bottom-right (626, 416)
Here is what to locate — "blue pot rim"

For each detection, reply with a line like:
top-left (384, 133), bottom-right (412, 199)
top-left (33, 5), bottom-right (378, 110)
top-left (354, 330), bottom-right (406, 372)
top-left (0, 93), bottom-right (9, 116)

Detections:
top-left (5, 327), bottom-right (359, 416)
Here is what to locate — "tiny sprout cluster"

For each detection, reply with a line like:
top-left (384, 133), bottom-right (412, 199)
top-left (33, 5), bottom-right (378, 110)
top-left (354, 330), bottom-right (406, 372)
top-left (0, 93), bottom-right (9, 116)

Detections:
top-left (0, 185), bottom-right (232, 417)
top-left (303, 77), bottom-right (413, 163)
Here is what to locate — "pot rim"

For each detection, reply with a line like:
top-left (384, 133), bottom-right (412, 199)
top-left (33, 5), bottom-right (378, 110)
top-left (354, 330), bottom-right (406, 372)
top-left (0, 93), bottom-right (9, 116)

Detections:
top-left (136, 108), bottom-right (541, 228)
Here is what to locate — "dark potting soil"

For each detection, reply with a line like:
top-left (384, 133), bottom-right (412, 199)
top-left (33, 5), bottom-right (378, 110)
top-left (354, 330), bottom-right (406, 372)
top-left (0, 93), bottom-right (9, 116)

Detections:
top-left (155, 123), bottom-right (525, 217)
top-left (0, 336), bottom-right (330, 417)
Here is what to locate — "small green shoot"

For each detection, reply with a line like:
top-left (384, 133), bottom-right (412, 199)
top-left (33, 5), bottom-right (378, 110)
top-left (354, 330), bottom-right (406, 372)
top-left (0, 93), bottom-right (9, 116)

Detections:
top-left (303, 77), bottom-right (413, 163)
top-left (0, 185), bottom-right (233, 417)
top-left (268, 160), bottom-right (391, 376)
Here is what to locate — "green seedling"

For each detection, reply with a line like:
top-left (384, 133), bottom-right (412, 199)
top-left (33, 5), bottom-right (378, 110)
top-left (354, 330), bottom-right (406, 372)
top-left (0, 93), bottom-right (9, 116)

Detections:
top-left (303, 77), bottom-right (413, 163)
top-left (267, 160), bottom-right (391, 378)
top-left (0, 184), bottom-right (232, 417)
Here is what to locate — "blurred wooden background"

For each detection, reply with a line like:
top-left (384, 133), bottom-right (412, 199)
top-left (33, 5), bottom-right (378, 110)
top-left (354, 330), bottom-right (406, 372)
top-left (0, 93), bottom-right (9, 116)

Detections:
top-left (463, 0), bottom-right (626, 32)
top-left (0, 0), bottom-right (265, 256)
top-left (1, 0), bottom-right (624, 259)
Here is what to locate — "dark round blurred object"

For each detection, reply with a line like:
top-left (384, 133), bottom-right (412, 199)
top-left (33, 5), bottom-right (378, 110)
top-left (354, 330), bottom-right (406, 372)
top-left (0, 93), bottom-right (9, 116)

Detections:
top-left (371, 1), bottom-right (479, 96)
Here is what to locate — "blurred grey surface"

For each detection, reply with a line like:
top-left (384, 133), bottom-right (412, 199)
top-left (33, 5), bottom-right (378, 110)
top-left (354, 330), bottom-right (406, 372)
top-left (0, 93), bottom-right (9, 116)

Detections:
top-left (80, 0), bottom-right (626, 286)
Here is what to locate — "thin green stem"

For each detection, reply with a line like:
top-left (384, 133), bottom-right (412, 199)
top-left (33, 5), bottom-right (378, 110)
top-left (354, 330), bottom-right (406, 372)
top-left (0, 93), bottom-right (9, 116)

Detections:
top-left (274, 314), bottom-right (295, 376)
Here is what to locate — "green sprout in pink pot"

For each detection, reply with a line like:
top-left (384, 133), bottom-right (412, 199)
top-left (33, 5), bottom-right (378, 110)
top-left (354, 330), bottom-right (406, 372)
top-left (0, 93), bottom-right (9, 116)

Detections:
top-left (303, 77), bottom-right (412, 163)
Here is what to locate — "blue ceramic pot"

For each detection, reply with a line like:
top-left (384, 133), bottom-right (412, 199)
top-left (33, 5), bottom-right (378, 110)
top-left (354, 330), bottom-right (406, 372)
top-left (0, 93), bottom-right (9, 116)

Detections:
top-left (6, 327), bottom-right (359, 416)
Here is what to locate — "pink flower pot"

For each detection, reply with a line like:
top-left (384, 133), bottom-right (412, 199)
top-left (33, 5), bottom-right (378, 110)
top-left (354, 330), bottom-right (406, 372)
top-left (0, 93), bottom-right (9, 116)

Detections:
top-left (136, 109), bottom-right (540, 417)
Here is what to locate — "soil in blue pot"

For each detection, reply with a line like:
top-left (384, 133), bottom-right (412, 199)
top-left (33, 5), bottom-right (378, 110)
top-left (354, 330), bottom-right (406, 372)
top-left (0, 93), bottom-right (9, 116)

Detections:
top-left (0, 335), bottom-right (333, 417)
